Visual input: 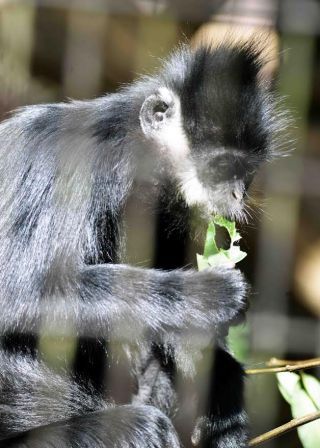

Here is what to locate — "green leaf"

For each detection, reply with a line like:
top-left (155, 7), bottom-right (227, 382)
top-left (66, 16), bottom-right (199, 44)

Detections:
top-left (302, 373), bottom-right (320, 410)
top-left (213, 215), bottom-right (240, 244)
top-left (277, 372), bottom-right (320, 448)
top-left (277, 372), bottom-right (301, 405)
top-left (226, 245), bottom-right (247, 263)
top-left (197, 215), bottom-right (247, 270)
top-left (196, 254), bottom-right (211, 270)
top-left (227, 324), bottom-right (250, 362)
top-left (206, 252), bottom-right (234, 268)
top-left (203, 222), bottom-right (219, 258)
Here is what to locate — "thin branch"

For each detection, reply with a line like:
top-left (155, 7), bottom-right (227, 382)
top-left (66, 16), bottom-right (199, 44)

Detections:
top-left (267, 357), bottom-right (320, 367)
top-left (246, 358), bottom-right (320, 375)
top-left (249, 411), bottom-right (320, 446)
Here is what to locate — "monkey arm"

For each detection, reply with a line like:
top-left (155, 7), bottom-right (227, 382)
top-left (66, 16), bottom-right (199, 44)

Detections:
top-left (46, 264), bottom-right (246, 338)
top-left (0, 264), bottom-right (247, 338)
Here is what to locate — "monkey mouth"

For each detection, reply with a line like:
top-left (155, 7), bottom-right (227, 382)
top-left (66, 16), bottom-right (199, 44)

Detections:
top-left (201, 186), bottom-right (247, 223)
top-left (178, 171), bottom-right (248, 222)
top-left (192, 197), bottom-right (246, 224)
top-left (209, 182), bottom-right (247, 222)
top-left (212, 201), bottom-right (246, 223)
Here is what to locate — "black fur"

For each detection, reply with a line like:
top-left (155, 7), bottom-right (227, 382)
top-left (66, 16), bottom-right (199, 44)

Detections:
top-left (0, 42), bottom-right (287, 447)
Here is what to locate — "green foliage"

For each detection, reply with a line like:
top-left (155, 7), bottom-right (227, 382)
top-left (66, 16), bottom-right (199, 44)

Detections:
top-left (197, 216), bottom-right (247, 270)
top-left (227, 324), bottom-right (250, 362)
top-left (197, 216), bottom-right (249, 363)
top-left (277, 372), bottom-right (320, 448)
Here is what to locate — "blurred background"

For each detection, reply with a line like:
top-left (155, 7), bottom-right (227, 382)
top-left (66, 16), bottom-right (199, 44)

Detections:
top-left (0, 0), bottom-right (319, 447)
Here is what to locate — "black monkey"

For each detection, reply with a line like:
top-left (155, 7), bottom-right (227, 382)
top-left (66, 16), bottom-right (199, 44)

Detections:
top-left (0, 42), bottom-right (285, 447)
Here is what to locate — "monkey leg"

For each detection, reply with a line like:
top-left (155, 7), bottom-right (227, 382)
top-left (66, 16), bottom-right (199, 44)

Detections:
top-left (3, 404), bottom-right (180, 448)
top-left (0, 350), bottom-right (180, 448)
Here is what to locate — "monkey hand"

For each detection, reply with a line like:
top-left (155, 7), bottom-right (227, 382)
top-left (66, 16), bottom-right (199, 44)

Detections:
top-left (185, 267), bottom-right (249, 329)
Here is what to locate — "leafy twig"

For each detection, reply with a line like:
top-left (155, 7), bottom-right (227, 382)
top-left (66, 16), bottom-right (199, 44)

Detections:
top-left (249, 411), bottom-right (320, 446)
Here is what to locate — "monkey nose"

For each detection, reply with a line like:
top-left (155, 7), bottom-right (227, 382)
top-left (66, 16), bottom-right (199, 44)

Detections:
top-left (232, 189), bottom-right (243, 201)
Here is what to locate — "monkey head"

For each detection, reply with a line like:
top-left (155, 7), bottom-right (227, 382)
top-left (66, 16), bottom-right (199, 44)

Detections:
top-left (139, 44), bottom-right (285, 221)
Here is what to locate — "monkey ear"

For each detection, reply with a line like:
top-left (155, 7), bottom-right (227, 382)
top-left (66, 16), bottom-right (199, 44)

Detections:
top-left (139, 87), bottom-right (176, 137)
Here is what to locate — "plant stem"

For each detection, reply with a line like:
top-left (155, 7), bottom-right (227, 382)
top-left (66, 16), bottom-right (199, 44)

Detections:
top-left (246, 358), bottom-right (320, 375)
top-left (267, 357), bottom-right (320, 367)
top-left (249, 411), bottom-right (320, 446)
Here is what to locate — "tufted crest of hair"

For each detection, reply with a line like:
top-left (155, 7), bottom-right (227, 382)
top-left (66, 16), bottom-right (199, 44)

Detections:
top-left (159, 41), bottom-right (290, 161)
